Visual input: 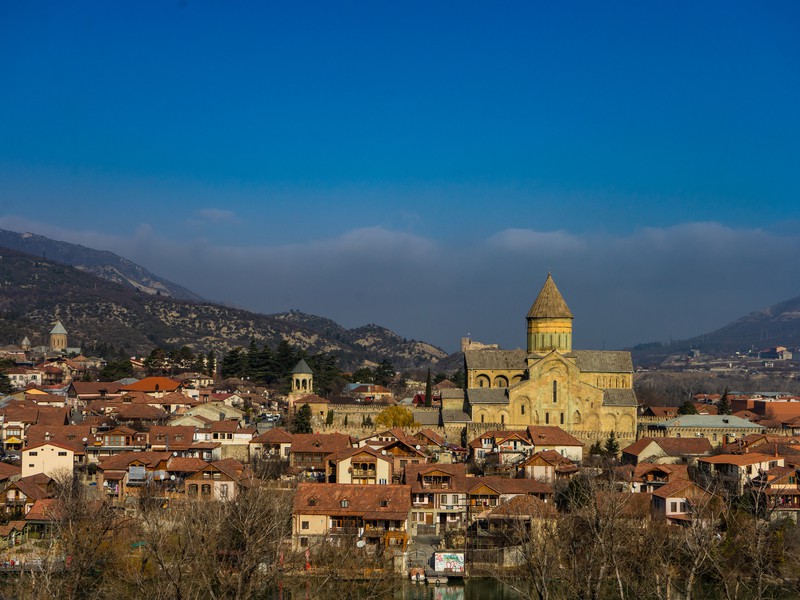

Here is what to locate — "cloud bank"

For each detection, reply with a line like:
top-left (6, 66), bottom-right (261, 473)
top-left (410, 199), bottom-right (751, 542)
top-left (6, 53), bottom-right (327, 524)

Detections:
top-left (2, 215), bottom-right (799, 354)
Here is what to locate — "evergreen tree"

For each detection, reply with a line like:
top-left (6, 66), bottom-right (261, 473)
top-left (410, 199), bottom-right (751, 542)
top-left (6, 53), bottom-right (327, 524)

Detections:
top-left (589, 440), bottom-right (604, 456)
top-left (424, 368), bottom-right (432, 407)
top-left (307, 353), bottom-right (347, 397)
top-left (717, 388), bottom-right (732, 415)
top-left (604, 431), bottom-right (620, 458)
top-left (293, 404), bottom-right (313, 434)
top-left (374, 359), bottom-right (395, 387)
top-left (205, 351), bottom-right (216, 377)
top-left (678, 400), bottom-right (699, 415)
top-left (143, 348), bottom-right (169, 376)
top-left (220, 348), bottom-right (247, 379)
top-left (451, 369), bottom-right (466, 389)
top-left (325, 410), bottom-right (334, 425)
top-left (343, 414), bottom-right (349, 427)
top-left (0, 372), bottom-right (12, 396)
top-left (99, 359), bottom-right (134, 381)
top-left (352, 367), bottom-right (375, 384)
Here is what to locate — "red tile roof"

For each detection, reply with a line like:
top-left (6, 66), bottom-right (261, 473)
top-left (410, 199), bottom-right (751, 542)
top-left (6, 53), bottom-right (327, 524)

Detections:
top-left (119, 377), bottom-right (182, 393)
top-left (526, 426), bottom-right (583, 447)
top-left (293, 482), bottom-right (411, 521)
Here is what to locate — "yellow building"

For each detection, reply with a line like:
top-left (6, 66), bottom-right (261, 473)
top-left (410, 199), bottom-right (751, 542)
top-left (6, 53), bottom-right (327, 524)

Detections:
top-left (465, 274), bottom-right (637, 435)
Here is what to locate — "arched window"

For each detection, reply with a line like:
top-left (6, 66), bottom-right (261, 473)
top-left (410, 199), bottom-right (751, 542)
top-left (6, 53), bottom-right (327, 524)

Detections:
top-left (573, 410), bottom-right (582, 425)
top-left (500, 414), bottom-right (505, 425)
top-left (553, 380), bottom-right (557, 403)
top-left (521, 405), bottom-right (525, 416)
top-left (545, 412), bottom-right (550, 424)
top-left (560, 413), bottom-right (564, 425)
top-left (481, 414), bottom-right (485, 423)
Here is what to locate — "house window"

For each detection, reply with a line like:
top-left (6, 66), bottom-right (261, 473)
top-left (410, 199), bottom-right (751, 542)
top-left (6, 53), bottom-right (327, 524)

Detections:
top-left (553, 380), bottom-right (557, 403)
top-left (201, 484), bottom-right (211, 495)
top-left (300, 537), bottom-right (308, 547)
top-left (560, 413), bottom-right (564, 425)
top-left (220, 484), bottom-right (229, 499)
top-left (521, 405), bottom-right (525, 415)
top-left (341, 499), bottom-right (349, 508)
top-left (302, 521), bottom-right (309, 530)
top-left (58, 452), bottom-right (67, 456)
top-left (188, 484), bottom-right (198, 497)
top-left (670, 501), bottom-right (678, 512)
top-left (29, 452), bottom-right (37, 457)
top-left (545, 413), bottom-right (550, 424)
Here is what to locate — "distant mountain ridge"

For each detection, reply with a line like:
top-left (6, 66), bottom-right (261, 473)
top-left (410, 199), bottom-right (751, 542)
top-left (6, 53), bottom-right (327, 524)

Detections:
top-left (631, 293), bottom-right (800, 365)
top-left (0, 228), bottom-right (203, 302)
top-left (0, 244), bottom-right (447, 370)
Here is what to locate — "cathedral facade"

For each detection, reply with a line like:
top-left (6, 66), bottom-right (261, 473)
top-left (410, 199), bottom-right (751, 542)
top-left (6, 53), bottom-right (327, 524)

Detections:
top-left (465, 274), bottom-right (637, 435)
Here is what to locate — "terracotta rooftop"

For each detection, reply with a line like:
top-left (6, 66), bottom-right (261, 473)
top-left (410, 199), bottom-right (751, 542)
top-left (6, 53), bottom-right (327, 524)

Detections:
top-left (526, 426), bottom-right (583, 447)
top-left (293, 482), bottom-right (411, 521)
top-left (290, 433), bottom-right (354, 455)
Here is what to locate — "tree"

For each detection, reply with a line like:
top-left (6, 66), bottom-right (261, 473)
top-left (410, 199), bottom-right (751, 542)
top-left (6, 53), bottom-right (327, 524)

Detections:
top-left (373, 359), bottom-right (395, 387)
top-left (678, 400), bottom-right (699, 415)
top-left (0, 372), bottom-right (11, 395)
top-left (308, 353), bottom-right (348, 397)
top-left (717, 388), bottom-right (732, 415)
top-left (99, 359), bottom-right (133, 381)
top-left (28, 472), bottom-right (126, 600)
top-left (220, 348), bottom-right (248, 379)
top-left (604, 431), bottom-right (620, 458)
top-left (352, 367), bottom-right (375, 384)
top-left (205, 350), bottom-right (216, 377)
top-left (424, 368), bottom-right (432, 408)
top-left (325, 409), bottom-right (334, 425)
top-left (293, 403), bottom-right (313, 434)
top-left (589, 440), bottom-right (604, 456)
top-left (451, 368), bottom-right (466, 389)
top-left (143, 347), bottom-right (169, 376)
top-left (375, 406), bottom-right (417, 428)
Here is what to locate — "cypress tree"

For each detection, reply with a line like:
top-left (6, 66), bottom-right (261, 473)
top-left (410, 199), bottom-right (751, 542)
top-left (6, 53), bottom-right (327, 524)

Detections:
top-left (424, 368), bottom-right (432, 408)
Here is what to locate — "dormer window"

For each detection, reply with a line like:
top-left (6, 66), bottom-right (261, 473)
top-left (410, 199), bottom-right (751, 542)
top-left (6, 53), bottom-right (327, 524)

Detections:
top-left (308, 497), bottom-right (317, 506)
top-left (380, 499), bottom-right (389, 507)
top-left (340, 499), bottom-right (349, 508)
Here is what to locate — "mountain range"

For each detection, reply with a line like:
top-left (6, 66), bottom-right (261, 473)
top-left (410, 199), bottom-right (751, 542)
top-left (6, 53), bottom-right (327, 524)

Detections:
top-left (0, 233), bottom-right (447, 370)
top-left (630, 294), bottom-right (800, 365)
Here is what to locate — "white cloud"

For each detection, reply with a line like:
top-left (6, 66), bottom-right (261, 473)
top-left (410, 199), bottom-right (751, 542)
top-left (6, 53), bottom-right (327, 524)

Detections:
top-left (196, 208), bottom-right (238, 223)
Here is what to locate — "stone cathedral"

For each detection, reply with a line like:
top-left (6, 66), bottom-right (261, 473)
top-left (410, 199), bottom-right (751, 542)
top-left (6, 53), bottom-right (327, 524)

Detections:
top-left (464, 274), bottom-right (637, 435)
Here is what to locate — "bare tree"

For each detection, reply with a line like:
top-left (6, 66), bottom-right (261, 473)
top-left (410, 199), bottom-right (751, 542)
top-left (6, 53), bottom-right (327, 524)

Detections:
top-left (19, 471), bottom-right (127, 600)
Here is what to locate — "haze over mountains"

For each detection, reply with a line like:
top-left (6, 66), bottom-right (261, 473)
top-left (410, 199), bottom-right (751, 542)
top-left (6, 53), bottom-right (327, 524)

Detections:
top-left (630, 295), bottom-right (800, 365)
top-left (2, 228), bottom-right (799, 370)
top-left (0, 231), bottom-right (447, 370)
top-left (0, 228), bottom-right (203, 302)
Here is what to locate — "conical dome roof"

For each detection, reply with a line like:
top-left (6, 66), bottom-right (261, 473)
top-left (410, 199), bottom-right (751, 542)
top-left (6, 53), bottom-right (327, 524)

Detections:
top-left (292, 359), bottom-right (314, 375)
top-left (527, 274), bottom-right (573, 319)
top-left (50, 321), bottom-right (67, 335)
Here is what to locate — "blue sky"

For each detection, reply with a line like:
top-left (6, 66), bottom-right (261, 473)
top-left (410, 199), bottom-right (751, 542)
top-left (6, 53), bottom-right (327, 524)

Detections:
top-left (1, 2), bottom-right (799, 354)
